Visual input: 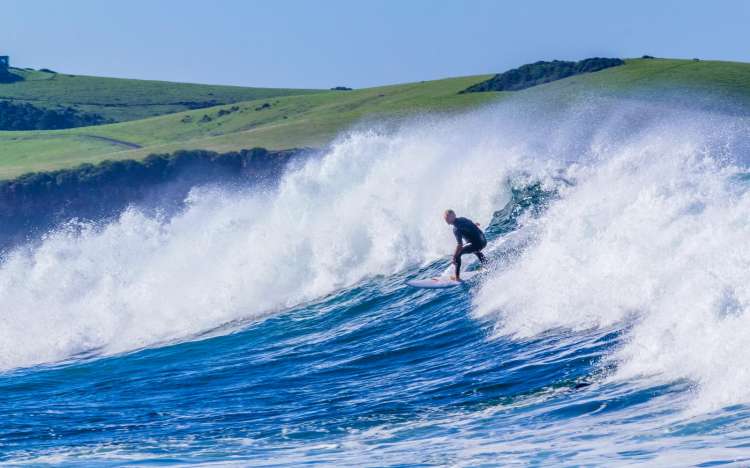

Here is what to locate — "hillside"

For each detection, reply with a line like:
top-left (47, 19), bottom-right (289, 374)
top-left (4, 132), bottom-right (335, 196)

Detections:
top-left (0, 68), bottom-right (323, 122)
top-left (532, 58), bottom-right (750, 98)
top-left (0, 75), bottom-right (500, 179)
top-left (3, 58), bottom-right (750, 180)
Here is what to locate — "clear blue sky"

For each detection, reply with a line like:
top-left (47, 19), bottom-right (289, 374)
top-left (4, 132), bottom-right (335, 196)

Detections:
top-left (4, 0), bottom-right (750, 89)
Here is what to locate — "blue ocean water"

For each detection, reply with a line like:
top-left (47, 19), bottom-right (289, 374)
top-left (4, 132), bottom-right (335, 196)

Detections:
top-left (5, 257), bottom-right (750, 466)
top-left (4, 99), bottom-right (750, 465)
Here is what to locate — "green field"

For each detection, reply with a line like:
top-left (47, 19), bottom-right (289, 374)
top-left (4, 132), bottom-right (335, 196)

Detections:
top-left (0, 75), bottom-right (500, 179)
top-left (2, 58), bottom-right (750, 180)
top-left (532, 58), bottom-right (750, 99)
top-left (0, 68), bottom-right (322, 122)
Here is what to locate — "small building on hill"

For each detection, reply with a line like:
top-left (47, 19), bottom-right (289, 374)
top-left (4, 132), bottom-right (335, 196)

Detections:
top-left (0, 56), bottom-right (21, 83)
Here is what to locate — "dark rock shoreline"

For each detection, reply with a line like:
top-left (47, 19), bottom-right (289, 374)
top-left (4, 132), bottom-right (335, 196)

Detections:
top-left (0, 147), bottom-right (309, 249)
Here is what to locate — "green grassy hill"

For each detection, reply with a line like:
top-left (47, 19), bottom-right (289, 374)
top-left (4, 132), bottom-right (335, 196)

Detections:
top-left (0, 68), bottom-right (322, 122)
top-left (0, 75), bottom-right (500, 179)
top-left (2, 58), bottom-right (750, 180)
top-left (528, 58), bottom-right (750, 99)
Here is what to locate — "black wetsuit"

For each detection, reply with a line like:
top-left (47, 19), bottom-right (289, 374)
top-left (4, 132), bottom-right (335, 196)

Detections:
top-left (452, 217), bottom-right (487, 276)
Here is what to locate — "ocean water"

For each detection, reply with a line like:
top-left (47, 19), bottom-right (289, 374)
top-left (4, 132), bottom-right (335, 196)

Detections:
top-left (3, 97), bottom-right (750, 466)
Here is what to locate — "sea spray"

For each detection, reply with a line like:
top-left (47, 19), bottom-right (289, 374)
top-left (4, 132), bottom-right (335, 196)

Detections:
top-left (0, 114), bottom-right (523, 371)
top-left (3, 92), bottom-right (750, 419)
top-left (474, 108), bottom-right (750, 412)
top-left (4, 94), bottom-right (750, 465)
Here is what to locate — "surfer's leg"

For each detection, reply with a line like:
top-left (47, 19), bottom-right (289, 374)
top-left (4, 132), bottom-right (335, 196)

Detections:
top-left (460, 242), bottom-right (487, 269)
top-left (453, 251), bottom-right (462, 278)
top-left (455, 243), bottom-right (478, 278)
top-left (461, 243), bottom-right (477, 255)
top-left (475, 238), bottom-right (488, 264)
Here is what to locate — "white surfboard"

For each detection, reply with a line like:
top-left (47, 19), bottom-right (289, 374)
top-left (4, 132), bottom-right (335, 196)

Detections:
top-left (406, 270), bottom-right (481, 289)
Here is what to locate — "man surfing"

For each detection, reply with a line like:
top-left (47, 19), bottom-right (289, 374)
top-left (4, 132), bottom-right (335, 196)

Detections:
top-left (443, 209), bottom-right (487, 281)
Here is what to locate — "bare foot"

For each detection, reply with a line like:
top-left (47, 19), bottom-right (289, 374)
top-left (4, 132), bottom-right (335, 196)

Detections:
top-left (451, 276), bottom-right (462, 281)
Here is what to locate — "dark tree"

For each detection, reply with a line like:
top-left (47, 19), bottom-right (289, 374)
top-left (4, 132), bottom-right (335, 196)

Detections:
top-left (461, 57), bottom-right (625, 93)
top-left (0, 101), bottom-right (110, 130)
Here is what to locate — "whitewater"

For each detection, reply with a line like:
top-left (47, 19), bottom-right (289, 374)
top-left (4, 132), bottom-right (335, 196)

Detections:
top-left (3, 93), bottom-right (750, 466)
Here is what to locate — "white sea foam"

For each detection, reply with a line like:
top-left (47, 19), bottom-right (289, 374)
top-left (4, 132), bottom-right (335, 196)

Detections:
top-left (0, 112), bottom-right (526, 371)
top-left (474, 107), bottom-right (750, 412)
top-left (5, 93), bottom-right (750, 417)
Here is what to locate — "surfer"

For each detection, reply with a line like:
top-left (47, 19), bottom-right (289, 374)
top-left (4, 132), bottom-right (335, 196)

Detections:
top-left (443, 209), bottom-right (487, 281)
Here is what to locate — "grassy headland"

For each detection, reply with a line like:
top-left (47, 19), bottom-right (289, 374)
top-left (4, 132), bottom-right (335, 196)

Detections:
top-left (3, 58), bottom-right (750, 180)
top-left (0, 68), bottom-right (323, 122)
top-left (0, 75), bottom-right (499, 179)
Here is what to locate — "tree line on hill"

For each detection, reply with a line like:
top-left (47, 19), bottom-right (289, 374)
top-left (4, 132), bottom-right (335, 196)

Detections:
top-left (461, 57), bottom-right (625, 93)
top-left (0, 101), bottom-right (111, 130)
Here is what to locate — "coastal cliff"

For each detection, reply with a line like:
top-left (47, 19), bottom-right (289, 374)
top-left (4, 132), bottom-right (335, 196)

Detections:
top-left (0, 147), bottom-right (308, 248)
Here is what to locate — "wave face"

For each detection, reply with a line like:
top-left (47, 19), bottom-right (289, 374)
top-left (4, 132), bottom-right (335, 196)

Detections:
top-left (3, 96), bottom-right (750, 465)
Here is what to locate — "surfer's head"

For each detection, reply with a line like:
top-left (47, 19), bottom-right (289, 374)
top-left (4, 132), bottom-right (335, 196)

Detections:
top-left (443, 209), bottom-right (456, 225)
